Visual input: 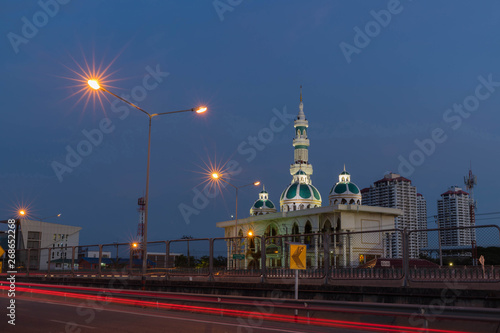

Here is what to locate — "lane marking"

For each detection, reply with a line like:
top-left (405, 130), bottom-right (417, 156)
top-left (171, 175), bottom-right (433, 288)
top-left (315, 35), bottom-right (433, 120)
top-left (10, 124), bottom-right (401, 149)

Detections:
top-left (19, 298), bottom-right (317, 333)
top-left (50, 320), bottom-right (96, 330)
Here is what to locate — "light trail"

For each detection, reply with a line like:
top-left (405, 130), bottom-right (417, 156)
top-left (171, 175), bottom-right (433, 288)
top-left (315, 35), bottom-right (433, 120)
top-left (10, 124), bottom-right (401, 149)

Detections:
top-left (0, 285), bottom-right (469, 333)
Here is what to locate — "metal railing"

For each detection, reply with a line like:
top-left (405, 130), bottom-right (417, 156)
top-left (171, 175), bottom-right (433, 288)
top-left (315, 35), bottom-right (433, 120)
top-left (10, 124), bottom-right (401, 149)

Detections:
top-left (3, 225), bottom-right (499, 285)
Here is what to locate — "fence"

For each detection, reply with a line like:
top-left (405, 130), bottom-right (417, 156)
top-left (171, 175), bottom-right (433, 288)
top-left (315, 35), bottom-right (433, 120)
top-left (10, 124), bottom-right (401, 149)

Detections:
top-left (3, 225), bottom-right (499, 284)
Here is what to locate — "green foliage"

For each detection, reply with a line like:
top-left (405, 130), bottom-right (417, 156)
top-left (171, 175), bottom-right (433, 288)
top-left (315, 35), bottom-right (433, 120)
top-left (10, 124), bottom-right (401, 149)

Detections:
top-left (175, 254), bottom-right (227, 268)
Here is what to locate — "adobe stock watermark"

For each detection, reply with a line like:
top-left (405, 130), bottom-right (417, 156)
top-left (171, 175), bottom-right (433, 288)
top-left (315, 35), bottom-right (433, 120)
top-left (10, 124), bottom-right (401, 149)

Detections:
top-left (398, 74), bottom-right (499, 177)
top-left (339, 0), bottom-right (407, 64)
top-left (51, 64), bottom-right (169, 182)
top-left (213, 0), bottom-right (245, 22)
top-left (236, 290), bottom-right (285, 333)
top-left (408, 279), bottom-right (466, 330)
top-left (7, 0), bottom-right (72, 54)
top-left (178, 105), bottom-right (296, 224)
top-left (53, 267), bottom-right (130, 333)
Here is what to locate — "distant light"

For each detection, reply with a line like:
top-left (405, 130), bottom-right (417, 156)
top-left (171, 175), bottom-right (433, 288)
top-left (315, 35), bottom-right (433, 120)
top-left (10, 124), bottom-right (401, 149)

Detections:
top-left (57, 214), bottom-right (62, 217)
top-left (195, 106), bottom-right (207, 114)
top-left (248, 231), bottom-right (253, 237)
top-left (132, 243), bottom-right (138, 248)
top-left (212, 173), bottom-right (219, 179)
top-left (449, 262), bottom-right (453, 266)
top-left (88, 80), bottom-right (100, 90)
top-left (19, 210), bottom-right (26, 216)
top-left (253, 181), bottom-right (261, 186)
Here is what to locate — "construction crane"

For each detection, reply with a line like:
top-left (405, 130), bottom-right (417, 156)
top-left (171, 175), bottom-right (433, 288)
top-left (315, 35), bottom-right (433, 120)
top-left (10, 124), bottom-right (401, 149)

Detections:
top-left (137, 197), bottom-right (146, 246)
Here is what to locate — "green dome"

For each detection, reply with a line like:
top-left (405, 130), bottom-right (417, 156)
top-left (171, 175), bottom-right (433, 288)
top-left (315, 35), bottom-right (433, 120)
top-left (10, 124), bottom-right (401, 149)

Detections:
top-left (252, 199), bottom-right (275, 209)
top-left (294, 170), bottom-right (307, 175)
top-left (280, 182), bottom-right (322, 202)
top-left (330, 182), bottom-right (360, 195)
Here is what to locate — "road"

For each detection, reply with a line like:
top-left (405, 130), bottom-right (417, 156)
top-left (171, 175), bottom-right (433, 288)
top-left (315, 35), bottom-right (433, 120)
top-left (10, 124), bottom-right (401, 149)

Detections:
top-left (0, 297), bottom-right (368, 333)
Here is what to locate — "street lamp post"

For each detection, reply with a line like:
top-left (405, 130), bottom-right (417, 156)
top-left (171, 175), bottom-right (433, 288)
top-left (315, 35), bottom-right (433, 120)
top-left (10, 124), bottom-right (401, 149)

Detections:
top-left (211, 174), bottom-right (259, 269)
top-left (88, 79), bottom-right (206, 275)
top-left (211, 174), bottom-right (260, 237)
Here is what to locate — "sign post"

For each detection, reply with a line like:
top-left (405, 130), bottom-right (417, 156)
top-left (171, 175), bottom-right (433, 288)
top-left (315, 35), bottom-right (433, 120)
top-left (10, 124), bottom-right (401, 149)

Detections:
top-left (289, 243), bottom-right (306, 317)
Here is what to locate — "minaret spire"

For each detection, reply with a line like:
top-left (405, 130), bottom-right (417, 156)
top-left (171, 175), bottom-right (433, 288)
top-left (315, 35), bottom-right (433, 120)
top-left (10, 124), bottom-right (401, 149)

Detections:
top-left (290, 85), bottom-right (312, 177)
top-left (298, 85), bottom-right (305, 119)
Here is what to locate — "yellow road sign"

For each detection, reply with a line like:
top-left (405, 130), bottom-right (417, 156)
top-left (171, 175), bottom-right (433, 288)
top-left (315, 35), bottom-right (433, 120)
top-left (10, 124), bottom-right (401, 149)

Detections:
top-left (290, 244), bottom-right (306, 270)
top-left (0, 245), bottom-right (5, 258)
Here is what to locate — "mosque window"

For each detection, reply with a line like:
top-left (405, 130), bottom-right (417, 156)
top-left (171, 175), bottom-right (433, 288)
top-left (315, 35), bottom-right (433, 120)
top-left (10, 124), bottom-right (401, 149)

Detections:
top-left (292, 223), bottom-right (300, 242)
top-left (304, 221), bottom-right (312, 245)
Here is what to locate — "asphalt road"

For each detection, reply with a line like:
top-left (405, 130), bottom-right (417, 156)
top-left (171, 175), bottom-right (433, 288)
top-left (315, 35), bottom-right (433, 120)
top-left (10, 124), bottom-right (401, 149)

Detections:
top-left (0, 297), bottom-right (368, 333)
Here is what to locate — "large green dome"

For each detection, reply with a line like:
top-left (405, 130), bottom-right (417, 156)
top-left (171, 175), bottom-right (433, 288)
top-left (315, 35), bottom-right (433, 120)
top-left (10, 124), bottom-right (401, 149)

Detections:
top-left (280, 182), bottom-right (321, 201)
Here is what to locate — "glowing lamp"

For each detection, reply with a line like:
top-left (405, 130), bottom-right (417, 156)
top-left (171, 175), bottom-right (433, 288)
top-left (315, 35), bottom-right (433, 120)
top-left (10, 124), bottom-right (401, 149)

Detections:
top-left (195, 106), bottom-right (207, 113)
top-left (88, 80), bottom-right (100, 90)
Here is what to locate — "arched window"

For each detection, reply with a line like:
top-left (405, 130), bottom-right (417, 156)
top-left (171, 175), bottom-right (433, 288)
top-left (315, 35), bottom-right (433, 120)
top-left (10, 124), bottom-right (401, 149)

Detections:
top-left (292, 223), bottom-right (300, 242)
top-left (341, 199), bottom-right (347, 204)
top-left (323, 219), bottom-right (333, 244)
top-left (349, 199), bottom-right (355, 204)
top-left (265, 224), bottom-right (279, 244)
top-left (304, 221), bottom-right (312, 245)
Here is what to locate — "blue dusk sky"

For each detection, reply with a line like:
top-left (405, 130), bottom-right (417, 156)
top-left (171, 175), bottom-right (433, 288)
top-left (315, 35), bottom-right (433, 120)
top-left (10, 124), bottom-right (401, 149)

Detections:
top-left (1, 1), bottom-right (500, 245)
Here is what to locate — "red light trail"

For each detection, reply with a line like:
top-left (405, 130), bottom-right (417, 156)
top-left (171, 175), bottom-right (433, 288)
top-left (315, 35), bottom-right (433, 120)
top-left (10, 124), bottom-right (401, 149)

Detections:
top-left (0, 284), bottom-right (469, 333)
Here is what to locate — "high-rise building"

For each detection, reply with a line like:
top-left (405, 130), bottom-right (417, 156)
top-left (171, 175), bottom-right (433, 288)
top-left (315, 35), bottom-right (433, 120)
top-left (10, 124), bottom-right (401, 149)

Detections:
top-left (417, 193), bottom-right (428, 249)
top-left (437, 186), bottom-right (475, 246)
top-left (361, 173), bottom-right (423, 258)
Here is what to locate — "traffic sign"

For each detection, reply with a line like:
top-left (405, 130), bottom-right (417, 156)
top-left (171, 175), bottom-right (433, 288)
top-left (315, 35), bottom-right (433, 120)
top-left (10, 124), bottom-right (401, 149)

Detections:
top-left (0, 245), bottom-right (4, 258)
top-left (290, 244), bottom-right (306, 269)
top-left (232, 254), bottom-right (245, 260)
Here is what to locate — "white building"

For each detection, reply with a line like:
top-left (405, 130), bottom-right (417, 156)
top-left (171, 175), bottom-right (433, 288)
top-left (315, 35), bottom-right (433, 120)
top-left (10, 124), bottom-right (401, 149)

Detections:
top-left (437, 186), bottom-right (475, 246)
top-left (417, 193), bottom-right (428, 249)
top-left (216, 89), bottom-right (401, 269)
top-left (361, 173), bottom-right (425, 258)
top-left (18, 219), bottom-right (81, 270)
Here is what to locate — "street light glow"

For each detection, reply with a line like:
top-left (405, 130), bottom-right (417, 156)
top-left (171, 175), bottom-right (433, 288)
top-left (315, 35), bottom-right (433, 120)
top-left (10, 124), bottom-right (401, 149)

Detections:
top-left (248, 230), bottom-right (253, 237)
top-left (132, 242), bottom-right (138, 248)
top-left (212, 173), bottom-right (219, 179)
top-left (195, 106), bottom-right (207, 113)
top-left (88, 79), bottom-right (100, 90)
top-left (253, 181), bottom-right (261, 186)
top-left (19, 210), bottom-right (26, 216)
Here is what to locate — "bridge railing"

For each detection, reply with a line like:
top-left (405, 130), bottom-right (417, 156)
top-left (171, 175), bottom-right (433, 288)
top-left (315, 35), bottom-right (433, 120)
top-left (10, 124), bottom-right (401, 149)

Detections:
top-left (407, 224), bottom-right (500, 283)
top-left (4, 225), bottom-right (499, 285)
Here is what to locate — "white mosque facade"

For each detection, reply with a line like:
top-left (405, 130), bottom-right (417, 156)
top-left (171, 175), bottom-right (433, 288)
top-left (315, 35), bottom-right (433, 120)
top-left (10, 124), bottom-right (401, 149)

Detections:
top-left (216, 90), bottom-right (401, 269)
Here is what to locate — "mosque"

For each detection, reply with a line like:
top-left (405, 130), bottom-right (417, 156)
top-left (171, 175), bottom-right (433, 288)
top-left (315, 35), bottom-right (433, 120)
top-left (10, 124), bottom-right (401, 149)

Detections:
top-left (216, 89), bottom-right (401, 269)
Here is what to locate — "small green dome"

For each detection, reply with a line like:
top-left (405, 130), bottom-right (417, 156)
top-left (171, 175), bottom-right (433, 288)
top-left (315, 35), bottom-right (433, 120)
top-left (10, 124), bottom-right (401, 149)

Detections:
top-left (330, 182), bottom-right (360, 195)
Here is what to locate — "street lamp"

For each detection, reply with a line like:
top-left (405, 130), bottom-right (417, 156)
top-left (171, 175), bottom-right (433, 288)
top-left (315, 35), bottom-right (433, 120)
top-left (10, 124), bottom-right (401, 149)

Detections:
top-left (211, 174), bottom-right (259, 270)
top-left (88, 79), bottom-right (207, 275)
top-left (210, 173), bottom-right (260, 237)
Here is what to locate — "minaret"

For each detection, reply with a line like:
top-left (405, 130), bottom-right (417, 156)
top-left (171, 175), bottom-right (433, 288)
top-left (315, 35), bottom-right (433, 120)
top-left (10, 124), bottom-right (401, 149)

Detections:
top-left (290, 86), bottom-right (313, 177)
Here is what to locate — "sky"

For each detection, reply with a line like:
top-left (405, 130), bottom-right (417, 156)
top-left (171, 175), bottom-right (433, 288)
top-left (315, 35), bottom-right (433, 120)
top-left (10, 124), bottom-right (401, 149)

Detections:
top-left (1, 1), bottom-right (500, 245)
